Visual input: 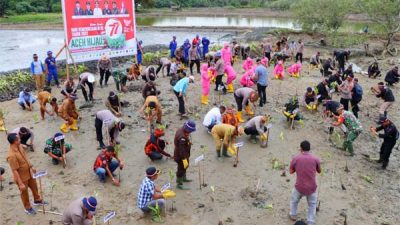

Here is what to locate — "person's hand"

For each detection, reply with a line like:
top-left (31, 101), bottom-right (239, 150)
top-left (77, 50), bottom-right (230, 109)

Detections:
top-left (112, 178), bottom-right (120, 186)
top-left (87, 213), bottom-right (94, 220)
top-left (116, 112), bottom-right (122, 117)
top-left (119, 161), bottom-right (125, 170)
top-left (21, 144), bottom-right (28, 149)
top-left (31, 168), bottom-right (37, 174)
top-left (59, 156), bottom-right (64, 161)
top-left (19, 183), bottom-right (26, 192)
top-left (179, 92), bottom-right (182, 97)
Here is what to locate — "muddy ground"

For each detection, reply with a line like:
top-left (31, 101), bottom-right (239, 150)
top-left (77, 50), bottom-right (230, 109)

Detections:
top-left (1, 34), bottom-right (400, 225)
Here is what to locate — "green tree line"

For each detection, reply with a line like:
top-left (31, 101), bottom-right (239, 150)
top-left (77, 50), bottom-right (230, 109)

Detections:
top-left (0, 0), bottom-right (62, 16)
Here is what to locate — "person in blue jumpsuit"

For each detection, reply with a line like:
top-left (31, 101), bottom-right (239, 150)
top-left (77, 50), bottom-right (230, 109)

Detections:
top-left (137, 40), bottom-right (143, 65)
top-left (183, 39), bottom-right (191, 67)
top-left (45, 51), bottom-right (60, 87)
top-left (169, 36), bottom-right (177, 59)
top-left (201, 37), bottom-right (210, 59)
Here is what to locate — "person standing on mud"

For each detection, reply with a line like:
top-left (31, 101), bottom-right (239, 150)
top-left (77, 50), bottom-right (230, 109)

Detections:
top-left (338, 74), bottom-right (354, 111)
top-left (295, 39), bottom-right (304, 63)
top-left (174, 120), bottom-right (196, 190)
top-left (7, 133), bottom-right (47, 215)
top-left (332, 106), bottom-right (362, 156)
top-left (261, 39), bottom-right (273, 61)
top-left (30, 54), bottom-right (45, 92)
top-left (45, 51), bottom-right (60, 88)
top-left (189, 44), bottom-right (201, 75)
top-left (58, 93), bottom-right (79, 133)
top-left (214, 51), bottom-right (226, 93)
top-left (97, 55), bottom-right (112, 88)
top-left (169, 36), bottom-right (177, 58)
top-left (37, 89), bottom-right (58, 120)
top-left (351, 78), bottom-right (363, 118)
top-left (289, 140), bottom-right (321, 225)
top-left (254, 58), bottom-right (268, 107)
top-left (370, 116), bottom-right (398, 170)
top-left (333, 50), bottom-right (350, 74)
top-left (234, 87), bottom-right (259, 122)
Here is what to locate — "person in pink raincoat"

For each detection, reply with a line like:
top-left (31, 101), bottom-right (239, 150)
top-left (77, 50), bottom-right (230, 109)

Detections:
top-left (274, 60), bottom-right (285, 80)
top-left (225, 64), bottom-right (237, 93)
top-left (221, 42), bottom-right (232, 66)
top-left (242, 57), bottom-right (254, 71)
top-left (240, 69), bottom-right (255, 87)
top-left (288, 61), bottom-right (302, 78)
top-left (201, 64), bottom-right (214, 105)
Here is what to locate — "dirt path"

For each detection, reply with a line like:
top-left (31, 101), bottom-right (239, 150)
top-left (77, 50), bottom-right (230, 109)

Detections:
top-left (0, 47), bottom-right (400, 225)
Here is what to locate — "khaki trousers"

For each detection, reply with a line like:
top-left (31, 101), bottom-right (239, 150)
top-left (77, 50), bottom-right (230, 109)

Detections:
top-left (34, 74), bottom-right (45, 91)
top-left (20, 178), bottom-right (42, 209)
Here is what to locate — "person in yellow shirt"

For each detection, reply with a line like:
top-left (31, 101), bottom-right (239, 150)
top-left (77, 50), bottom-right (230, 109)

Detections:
top-left (37, 89), bottom-right (58, 120)
top-left (139, 95), bottom-right (162, 124)
top-left (211, 123), bottom-right (242, 158)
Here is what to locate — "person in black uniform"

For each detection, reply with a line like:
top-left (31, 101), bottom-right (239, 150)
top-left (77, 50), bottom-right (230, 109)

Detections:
top-left (370, 116), bottom-right (398, 169)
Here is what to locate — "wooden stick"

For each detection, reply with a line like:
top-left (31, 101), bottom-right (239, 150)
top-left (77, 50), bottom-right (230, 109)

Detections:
top-left (39, 178), bottom-right (45, 214)
top-left (265, 128), bottom-right (270, 148)
top-left (234, 147), bottom-right (239, 167)
top-left (198, 162), bottom-right (202, 190)
top-left (201, 162), bottom-right (205, 186)
top-left (64, 40), bottom-right (70, 81)
top-left (65, 44), bottom-right (78, 74)
top-left (37, 210), bottom-right (62, 216)
top-left (55, 45), bottom-right (66, 59)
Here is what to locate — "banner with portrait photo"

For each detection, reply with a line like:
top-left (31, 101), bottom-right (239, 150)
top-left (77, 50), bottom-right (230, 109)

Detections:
top-left (61, 0), bottom-right (137, 63)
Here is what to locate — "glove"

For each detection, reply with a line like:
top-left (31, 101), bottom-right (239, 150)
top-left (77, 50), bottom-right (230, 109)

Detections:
top-left (227, 146), bottom-right (237, 156)
top-left (182, 159), bottom-right (188, 169)
top-left (162, 190), bottom-right (176, 199)
top-left (260, 133), bottom-right (267, 141)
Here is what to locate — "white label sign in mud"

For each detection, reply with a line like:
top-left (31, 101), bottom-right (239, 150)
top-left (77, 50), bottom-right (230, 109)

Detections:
top-left (103, 211), bottom-right (116, 223)
top-left (195, 154), bottom-right (204, 165)
top-left (234, 142), bottom-right (244, 148)
top-left (160, 183), bottom-right (171, 193)
top-left (33, 170), bottom-right (48, 179)
top-left (266, 124), bottom-right (273, 129)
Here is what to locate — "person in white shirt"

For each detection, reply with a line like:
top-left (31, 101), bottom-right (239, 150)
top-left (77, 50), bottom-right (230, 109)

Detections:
top-left (203, 106), bottom-right (226, 132)
top-left (93, 1), bottom-right (102, 16)
top-left (30, 54), bottom-right (45, 91)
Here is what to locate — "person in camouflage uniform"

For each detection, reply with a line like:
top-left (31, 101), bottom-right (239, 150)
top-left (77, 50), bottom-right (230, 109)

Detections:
top-left (332, 106), bottom-right (362, 156)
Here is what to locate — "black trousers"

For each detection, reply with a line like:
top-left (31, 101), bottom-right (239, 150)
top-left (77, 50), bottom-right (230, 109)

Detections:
top-left (295, 53), bottom-right (303, 63)
top-left (176, 159), bottom-right (188, 178)
top-left (264, 52), bottom-right (271, 61)
top-left (215, 74), bottom-right (226, 92)
top-left (99, 69), bottom-right (111, 86)
top-left (340, 98), bottom-right (350, 111)
top-left (257, 83), bottom-right (267, 106)
top-left (244, 126), bottom-right (267, 136)
top-left (234, 94), bottom-right (245, 111)
top-left (156, 64), bottom-right (171, 76)
top-left (351, 99), bottom-right (361, 118)
top-left (80, 80), bottom-right (94, 102)
top-left (190, 59), bottom-right (200, 75)
top-left (174, 91), bottom-right (185, 114)
top-left (380, 140), bottom-right (396, 164)
top-left (95, 117), bottom-right (105, 146)
top-left (338, 60), bottom-right (345, 74)
top-left (149, 151), bottom-right (163, 161)
top-left (20, 134), bottom-right (31, 145)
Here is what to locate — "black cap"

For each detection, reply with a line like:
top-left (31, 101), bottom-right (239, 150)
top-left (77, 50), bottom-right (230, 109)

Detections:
top-left (146, 167), bottom-right (160, 177)
top-left (378, 115), bottom-right (388, 124)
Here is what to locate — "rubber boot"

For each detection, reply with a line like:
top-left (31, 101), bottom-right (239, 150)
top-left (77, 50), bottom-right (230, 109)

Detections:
top-left (227, 83), bottom-right (234, 93)
top-left (0, 119), bottom-right (6, 131)
top-left (183, 174), bottom-right (192, 182)
top-left (245, 105), bottom-right (254, 116)
top-left (222, 147), bottom-right (231, 158)
top-left (201, 95), bottom-right (208, 105)
top-left (236, 111), bottom-right (245, 123)
top-left (250, 135), bottom-right (257, 144)
top-left (176, 177), bottom-right (190, 190)
top-left (70, 119), bottom-right (79, 131)
top-left (60, 123), bottom-right (70, 133)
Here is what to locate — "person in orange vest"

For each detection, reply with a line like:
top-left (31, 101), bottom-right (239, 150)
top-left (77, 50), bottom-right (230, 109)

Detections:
top-left (144, 128), bottom-right (172, 161)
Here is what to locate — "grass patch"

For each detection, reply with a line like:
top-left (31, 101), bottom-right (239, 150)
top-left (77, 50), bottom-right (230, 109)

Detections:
top-left (0, 13), bottom-right (63, 24)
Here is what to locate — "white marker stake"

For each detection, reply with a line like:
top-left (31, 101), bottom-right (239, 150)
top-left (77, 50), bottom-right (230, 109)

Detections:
top-left (34, 170), bottom-right (48, 214)
top-left (103, 211), bottom-right (115, 224)
top-left (233, 142), bottom-right (244, 167)
top-left (195, 154), bottom-right (205, 190)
